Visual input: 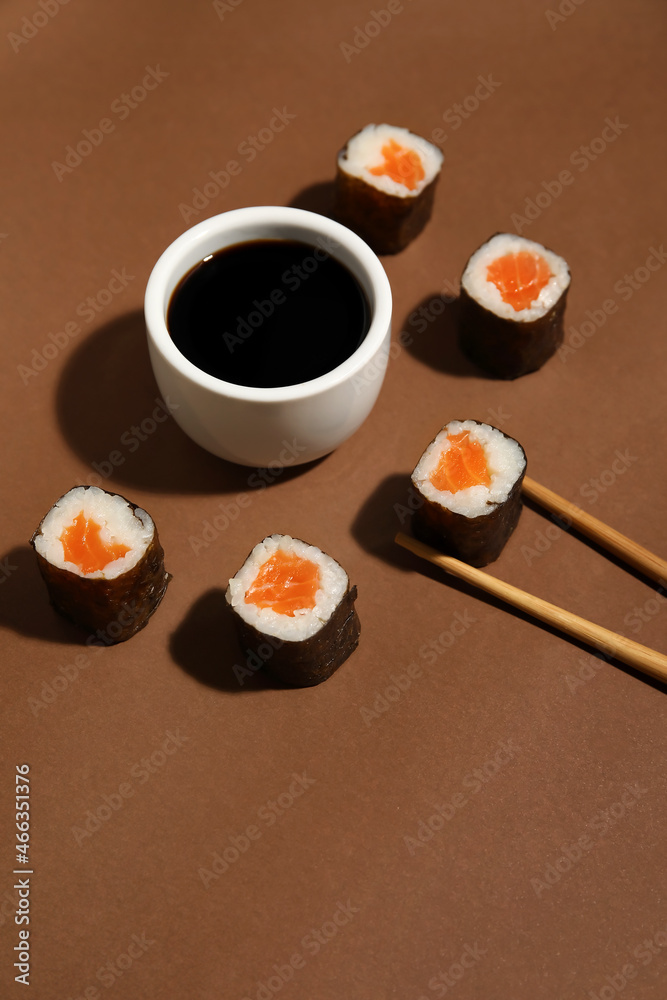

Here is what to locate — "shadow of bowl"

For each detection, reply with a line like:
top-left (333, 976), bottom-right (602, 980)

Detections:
top-left (56, 310), bottom-right (321, 494)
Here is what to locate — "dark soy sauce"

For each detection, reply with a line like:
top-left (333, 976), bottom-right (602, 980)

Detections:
top-left (167, 239), bottom-right (371, 389)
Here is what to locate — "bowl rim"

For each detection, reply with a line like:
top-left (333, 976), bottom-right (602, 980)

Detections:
top-left (144, 206), bottom-right (392, 402)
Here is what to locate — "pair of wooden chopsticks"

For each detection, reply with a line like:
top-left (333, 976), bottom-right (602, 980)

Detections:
top-left (395, 475), bottom-right (667, 684)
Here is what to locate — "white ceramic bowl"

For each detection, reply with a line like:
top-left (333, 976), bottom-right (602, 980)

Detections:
top-left (144, 206), bottom-right (392, 467)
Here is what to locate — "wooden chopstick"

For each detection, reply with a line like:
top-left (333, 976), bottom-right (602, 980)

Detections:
top-left (395, 532), bottom-right (667, 684)
top-left (522, 475), bottom-right (667, 587)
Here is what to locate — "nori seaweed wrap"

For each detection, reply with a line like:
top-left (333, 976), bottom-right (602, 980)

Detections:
top-left (30, 486), bottom-right (170, 643)
top-left (411, 420), bottom-right (526, 567)
top-left (459, 233), bottom-right (570, 379)
top-left (334, 124), bottom-right (443, 255)
top-left (226, 534), bottom-right (360, 687)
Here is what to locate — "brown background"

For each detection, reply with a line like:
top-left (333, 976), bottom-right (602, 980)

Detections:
top-left (1, 0), bottom-right (666, 997)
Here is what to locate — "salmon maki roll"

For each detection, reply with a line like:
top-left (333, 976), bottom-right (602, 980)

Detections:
top-left (411, 420), bottom-right (526, 567)
top-left (226, 534), bottom-right (360, 687)
top-left (459, 233), bottom-right (570, 378)
top-left (31, 486), bottom-right (170, 644)
top-left (335, 124), bottom-right (443, 254)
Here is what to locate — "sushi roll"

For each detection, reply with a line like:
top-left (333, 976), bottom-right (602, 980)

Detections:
top-left (411, 420), bottom-right (526, 567)
top-left (31, 486), bottom-right (170, 643)
top-left (335, 124), bottom-right (444, 255)
top-left (459, 233), bottom-right (570, 379)
top-left (226, 534), bottom-right (360, 687)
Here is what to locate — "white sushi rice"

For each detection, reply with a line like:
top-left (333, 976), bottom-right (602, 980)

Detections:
top-left (226, 534), bottom-right (349, 641)
top-left (461, 233), bottom-right (570, 322)
top-left (338, 123), bottom-right (443, 199)
top-left (33, 486), bottom-right (154, 580)
top-left (412, 420), bottom-right (526, 518)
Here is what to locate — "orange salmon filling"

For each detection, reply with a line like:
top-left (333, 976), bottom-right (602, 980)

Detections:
top-left (430, 432), bottom-right (491, 493)
top-left (368, 139), bottom-right (425, 191)
top-left (244, 550), bottom-right (320, 617)
top-left (60, 513), bottom-right (131, 574)
top-left (486, 251), bottom-right (552, 312)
